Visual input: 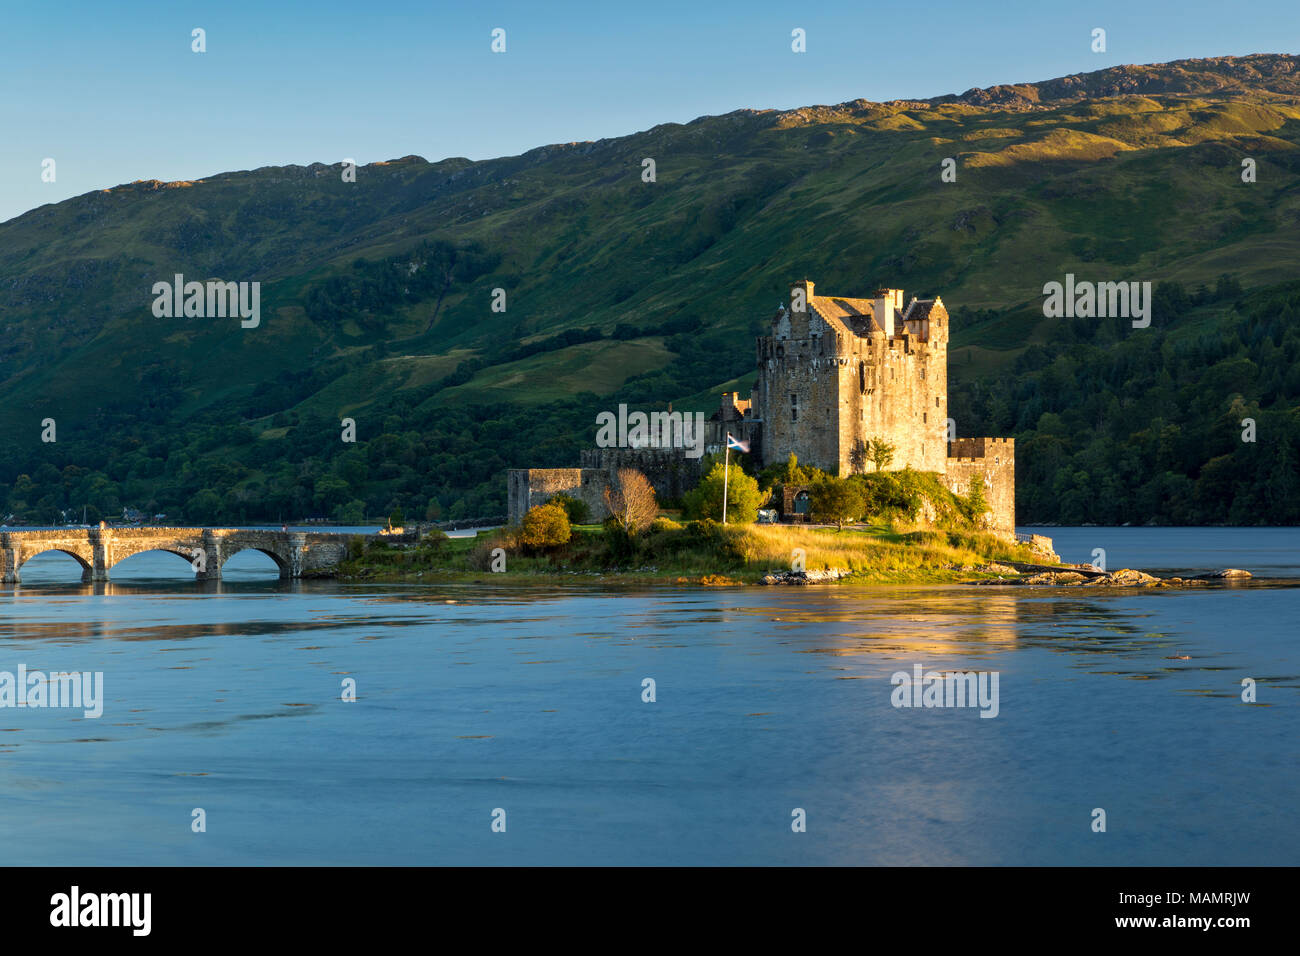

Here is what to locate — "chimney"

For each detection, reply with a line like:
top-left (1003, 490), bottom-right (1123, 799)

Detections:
top-left (874, 292), bottom-right (895, 337)
top-left (793, 279), bottom-right (813, 313)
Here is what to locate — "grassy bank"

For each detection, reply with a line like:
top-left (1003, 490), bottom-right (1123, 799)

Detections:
top-left (335, 519), bottom-right (1049, 585)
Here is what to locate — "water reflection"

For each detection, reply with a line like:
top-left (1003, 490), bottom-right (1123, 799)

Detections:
top-left (0, 539), bottom-right (1295, 865)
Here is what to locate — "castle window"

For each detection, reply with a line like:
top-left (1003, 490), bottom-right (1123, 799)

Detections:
top-left (790, 394), bottom-right (798, 423)
top-left (923, 413), bottom-right (927, 424)
top-left (935, 396), bottom-right (940, 407)
top-left (921, 368), bottom-right (926, 381)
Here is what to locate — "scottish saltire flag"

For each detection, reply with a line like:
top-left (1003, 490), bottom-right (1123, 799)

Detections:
top-left (726, 433), bottom-right (750, 453)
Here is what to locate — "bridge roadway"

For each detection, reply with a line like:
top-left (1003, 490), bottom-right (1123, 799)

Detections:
top-left (0, 526), bottom-right (366, 583)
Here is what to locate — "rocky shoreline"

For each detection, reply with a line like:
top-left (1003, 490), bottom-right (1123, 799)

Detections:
top-left (760, 568), bottom-right (854, 585)
top-left (758, 564), bottom-right (1256, 587)
top-left (973, 567), bottom-right (1253, 587)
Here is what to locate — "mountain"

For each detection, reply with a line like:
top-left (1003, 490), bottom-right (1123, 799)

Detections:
top-left (2, 53), bottom-right (1299, 525)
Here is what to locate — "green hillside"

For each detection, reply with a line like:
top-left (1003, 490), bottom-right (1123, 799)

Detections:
top-left (2, 53), bottom-right (1300, 525)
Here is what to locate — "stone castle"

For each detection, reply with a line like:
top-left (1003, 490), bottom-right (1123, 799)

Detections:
top-left (508, 280), bottom-right (1016, 533)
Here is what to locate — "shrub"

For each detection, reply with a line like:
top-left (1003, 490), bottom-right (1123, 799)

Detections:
top-left (518, 503), bottom-right (571, 550)
top-left (851, 469), bottom-right (971, 526)
top-left (420, 527), bottom-right (450, 553)
top-left (650, 516), bottom-right (682, 532)
top-left (758, 452), bottom-right (821, 490)
top-left (468, 527), bottom-right (518, 570)
top-left (548, 492), bottom-right (590, 525)
top-left (682, 518), bottom-right (748, 562)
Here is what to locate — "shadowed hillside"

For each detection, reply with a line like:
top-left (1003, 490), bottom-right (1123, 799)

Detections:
top-left (2, 53), bottom-right (1299, 525)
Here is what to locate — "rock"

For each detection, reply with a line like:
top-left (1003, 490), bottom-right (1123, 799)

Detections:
top-left (1214, 568), bottom-right (1252, 578)
top-left (978, 563), bottom-right (1018, 574)
top-left (761, 568), bottom-right (852, 586)
top-left (1104, 568), bottom-right (1160, 586)
top-left (1021, 571), bottom-right (1086, 585)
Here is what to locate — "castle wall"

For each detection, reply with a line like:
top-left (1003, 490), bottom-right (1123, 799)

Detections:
top-left (578, 448), bottom-right (702, 502)
top-left (942, 438), bottom-right (1015, 532)
top-left (834, 332), bottom-right (948, 475)
top-left (507, 468), bottom-right (611, 525)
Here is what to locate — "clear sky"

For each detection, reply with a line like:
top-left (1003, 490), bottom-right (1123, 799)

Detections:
top-left (1, 0), bottom-right (1296, 222)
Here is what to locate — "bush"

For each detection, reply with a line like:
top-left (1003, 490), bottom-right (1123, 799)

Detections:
top-left (468, 528), bottom-right (518, 570)
top-left (420, 527), bottom-right (450, 553)
top-left (758, 452), bottom-right (822, 491)
top-left (850, 469), bottom-right (971, 526)
top-left (683, 461), bottom-right (764, 523)
top-left (650, 516), bottom-right (682, 532)
top-left (682, 518), bottom-right (747, 563)
top-left (548, 492), bottom-right (590, 525)
top-left (518, 503), bottom-right (571, 550)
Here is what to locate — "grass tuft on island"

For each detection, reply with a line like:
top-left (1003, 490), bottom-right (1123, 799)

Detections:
top-left (335, 519), bottom-right (1048, 586)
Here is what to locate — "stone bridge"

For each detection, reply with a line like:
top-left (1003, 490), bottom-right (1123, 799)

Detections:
top-left (0, 527), bottom-right (364, 583)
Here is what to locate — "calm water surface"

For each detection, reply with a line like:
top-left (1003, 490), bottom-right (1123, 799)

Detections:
top-left (0, 527), bottom-right (1295, 865)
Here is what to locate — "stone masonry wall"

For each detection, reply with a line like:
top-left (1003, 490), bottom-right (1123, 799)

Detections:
top-left (578, 447), bottom-right (703, 502)
top-left (507, 468), bottom-right (612, 525)
top-left (942, 438), bottom-right (1016, 532)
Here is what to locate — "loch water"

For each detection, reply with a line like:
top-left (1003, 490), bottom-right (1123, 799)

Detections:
top-left (0, 526), bottom-right (1295, 865)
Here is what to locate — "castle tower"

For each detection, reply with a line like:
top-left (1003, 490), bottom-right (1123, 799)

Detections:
top-left (755, 280), bottom-right (949, 474)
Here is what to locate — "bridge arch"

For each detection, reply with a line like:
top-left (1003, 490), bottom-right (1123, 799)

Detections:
top-left (107, 547), bottom-right (205, 573)
top-left (219, 546), bottom-right (290, 576)
top-left (18, 547), bottom-right (94, 576)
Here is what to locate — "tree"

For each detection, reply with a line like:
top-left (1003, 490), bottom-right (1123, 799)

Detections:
top-left (518, 502), bottom-right (572, 550)
top-left (781, 453), bottom-right (807, 484)
top-left (683, 461), bottom-right (763, 524)
top-left (809, 475), bottom-right (867, 529)
top-left (603, 469), bottom-right (658, 536)
top-left (867, 438), bottom-right (896, 472)
top-left (335, 499), bottom-right (366, 525)
top-left (388, 505), bottom-right (406, 529)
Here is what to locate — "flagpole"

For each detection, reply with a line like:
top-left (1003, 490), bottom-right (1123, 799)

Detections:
top-left (722, 442), bottom-right (730, 525)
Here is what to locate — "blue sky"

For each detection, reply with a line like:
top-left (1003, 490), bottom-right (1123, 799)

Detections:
top-left (1, 0), bottom-right (1295, 222)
